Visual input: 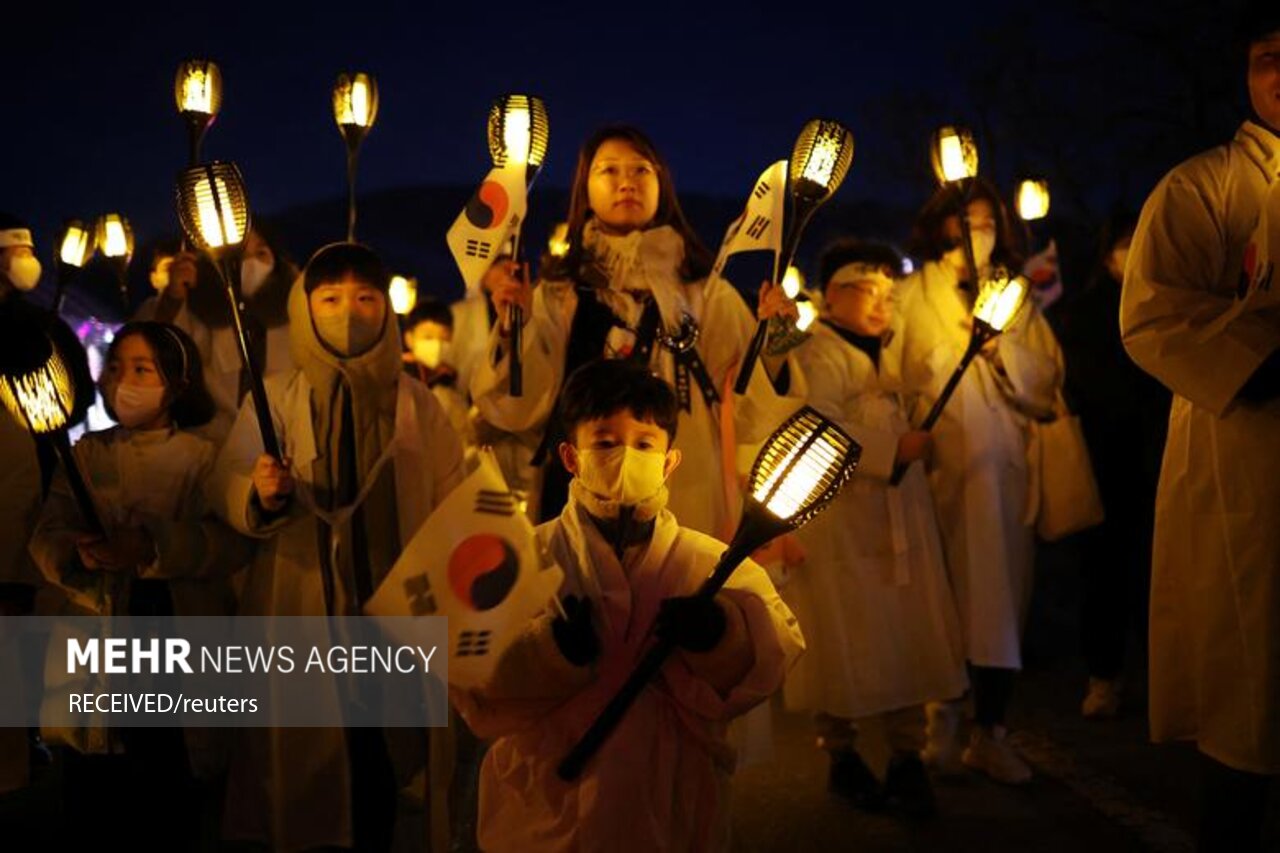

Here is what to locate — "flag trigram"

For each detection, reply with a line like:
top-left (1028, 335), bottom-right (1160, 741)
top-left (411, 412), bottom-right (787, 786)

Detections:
top-left (466, 239), bottom-right (494, 259)
top-left (457, 629), bottom-right (493, 657)
top-left (403, 573), bottom-right (437, 616)
top-left (475, 489), bottom-right (518, 517)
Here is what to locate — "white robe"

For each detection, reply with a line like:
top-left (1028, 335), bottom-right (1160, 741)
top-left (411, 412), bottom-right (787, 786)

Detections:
top-left (1121, 120), bottom-right (1280, 774)
top-left (207, 371), bottom-right (465, 850)
top-left (783, 322), bottom-right (968, 718)
top-left (28, 426), bottom-right (242, 758)
top-left (29, 426), bottom-right (239, 617)
top-left (887, 262), bottom-right (1062, 669)
top-left (470, 274), bottom-right (799, 539)
top-left (454, 498), bottom-right (804, 853)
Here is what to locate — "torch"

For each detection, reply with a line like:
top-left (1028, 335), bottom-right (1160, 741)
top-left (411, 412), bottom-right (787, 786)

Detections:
top-left (1016, 177), bottom-right (1051, 253)
top-left (52, 219), bottom-right (94, 315)
top-left (333, 72), bottom-right (379, 242)
top-left (487, 94), bottom-right (549, 398)
top-left (174, 161), bottom-right (281, 460)
top-left (734, 119), bottom-right (854, 394)
top-left (557, 405), bottom-right (860, 781)
top-left (929, 125), bottom-right (981, 288)
top-left (175, 59), bottom-right (222, 166)
top-left (389, 274), bottom-right (418, 317)
top-left (888, 268), bottom-right (1029, 485)
top-left (95, 213), bottom-right (134, 311)
top-left (0, 325), bottom-right (104, 536)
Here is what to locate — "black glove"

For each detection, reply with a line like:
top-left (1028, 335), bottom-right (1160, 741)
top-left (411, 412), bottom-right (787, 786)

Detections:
top-left (654, 594), bottom-right (727, 653)
top-left (551, 594), bottom-right (600, 667)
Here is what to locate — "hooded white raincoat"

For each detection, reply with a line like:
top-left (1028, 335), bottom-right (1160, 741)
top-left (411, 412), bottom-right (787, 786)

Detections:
top-left (208, 273), bottom-right (465, 850)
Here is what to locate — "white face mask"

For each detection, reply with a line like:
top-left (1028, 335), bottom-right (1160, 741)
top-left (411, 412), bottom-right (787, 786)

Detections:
top-left (6, 255), bottom-right (41, 291)
top-left (576, 445), bottom-right (668, 505)
top-left (969, 228), bottom-right (997, 270)
top-left (241, 257), bottom-right (272, 297)
top-left (112, 383), bottom-right (166, 429)
top-left (412, 338), bottom-right (453, 369)
top-left (314, 311), bottom-right (383, 357)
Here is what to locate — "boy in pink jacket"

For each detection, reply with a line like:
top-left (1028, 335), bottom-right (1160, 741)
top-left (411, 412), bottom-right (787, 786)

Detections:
top-left (454, 358), bottom-right (804, 852)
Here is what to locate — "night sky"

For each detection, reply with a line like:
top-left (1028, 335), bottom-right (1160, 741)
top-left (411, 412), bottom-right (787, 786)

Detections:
top-left (0, 0), bottom-right (1255, 301)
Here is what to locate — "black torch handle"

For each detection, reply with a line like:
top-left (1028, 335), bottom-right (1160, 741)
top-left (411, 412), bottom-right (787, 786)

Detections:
top-left (888, 345), bottom-right (978, 486)
top-left (557, 536), bottom-right (755, 781)
top-left (220, 264), bottom-right (282, 461)
top-left (733, 322), bottom-right (770, 395)
top-left (345, 144), bottom-right (361, 243)
top-left (509, 303), bottom-right (523, 397)
top-left (53, 433), bottom-right (105, 538)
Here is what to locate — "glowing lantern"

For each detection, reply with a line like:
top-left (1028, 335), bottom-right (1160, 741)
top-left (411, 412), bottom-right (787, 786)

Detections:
top-left (931, 126), bottom-right (979, 184)
top-left (333, 72), bottom-right (379, 241)
top-left (1017, 178), bottom-right (1050, 221)
top-left (389, 275), bottom-right (418, 316)
top-left (175, 59), bottom-right (222, 164)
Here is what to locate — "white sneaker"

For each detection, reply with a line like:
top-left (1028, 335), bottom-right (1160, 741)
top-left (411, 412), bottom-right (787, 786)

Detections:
top-left (920, 700), bottom-right (964, 774)
top-left (1081, 677), bottom-right (1122, 719)
top-left (962, 726), bottom-right (1031, 785)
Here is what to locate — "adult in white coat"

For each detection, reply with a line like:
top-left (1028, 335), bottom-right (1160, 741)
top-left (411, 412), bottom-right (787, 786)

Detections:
top-left (889, 179), bottom-right (1062, 784)
top-left (1120, 8), bottom-right (1280, 847)
top-left (783, 240), bottom-right (967, 816)
top-left (208, 244), bottom-right (465, 852)
top-left (137, 225), bottom-right (298, 446)
top-left (477, 125), bottom-right (802, 539)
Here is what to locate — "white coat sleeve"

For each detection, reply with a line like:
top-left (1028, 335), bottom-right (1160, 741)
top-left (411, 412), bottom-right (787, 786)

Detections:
top-left (142, 443), bottom-right (254, 580)
top-left (1122, 168), bottom-right (1280, 415)
top-left (206, 391), bottom-right (294, 538)
top-left (700, 275), bottom-right (808, 446)
top-left (993, 306), bottom-right (1063, 419)
top-left (469, 281), bottom-right (570, 434)
top-left (27, 441), bottom-right (108, 612)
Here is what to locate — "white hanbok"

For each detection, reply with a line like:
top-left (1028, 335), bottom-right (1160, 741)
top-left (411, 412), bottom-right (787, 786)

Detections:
top-left (783, 322), bottom-right (967, 718)
top-left (1121, 120), bottom-right (1280, 774)
top-left (886, 262), bottom-right (1062, 669)
top-left (470, 225), bottom-right (800, 539)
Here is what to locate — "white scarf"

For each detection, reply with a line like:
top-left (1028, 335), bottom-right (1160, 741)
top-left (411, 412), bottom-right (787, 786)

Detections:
top-left (580, 220), bottom-right (692, 334)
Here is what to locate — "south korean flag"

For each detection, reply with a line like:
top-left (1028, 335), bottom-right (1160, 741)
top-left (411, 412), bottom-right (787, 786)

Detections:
top-left (365, 450), bottom-right (564, 690)
top-left (710, 160), bottom-right (788, 282)
top-left (447, 162), bottom-right (528, 295)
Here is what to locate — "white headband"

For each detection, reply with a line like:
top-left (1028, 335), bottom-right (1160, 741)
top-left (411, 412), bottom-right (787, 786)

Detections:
top-left (828, 262), bottom-right (897, 288)
top-left (0, 229), bottom-right (33, 249)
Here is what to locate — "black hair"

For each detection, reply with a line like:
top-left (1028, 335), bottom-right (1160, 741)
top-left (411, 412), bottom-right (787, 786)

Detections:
top-left (103, 321), bottom-right (215, 429)
top-left (405, 297), bottom-right (454, 332)
top-left (542, 124), bottom-right (713, 284)
top-left (0, 212), bottom-right (30, 232)
top-left (1238, 0), bottom-right (1280, 50)
top-left (559, 359), bottom-right (679, 446)
top-left (304, 242), bottom-right (389, 293)
top-left (817, 239), bottom-right (904, 292)
top-left (906, 176), bottom-right (1024, 271)
top-left (186, 220), bottom-right (299, 329)
top-left (1090, 210), bottom-right (1140, 288)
